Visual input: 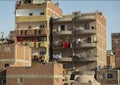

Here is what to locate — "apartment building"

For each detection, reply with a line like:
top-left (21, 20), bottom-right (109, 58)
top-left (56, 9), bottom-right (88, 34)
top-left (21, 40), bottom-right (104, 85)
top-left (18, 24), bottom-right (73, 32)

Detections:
top-left (9, 0), bottom-right (62, 63)
top-left (52, 11), bottom-right (106, 85)
top-left (112, 33), bottom-right (120, 68)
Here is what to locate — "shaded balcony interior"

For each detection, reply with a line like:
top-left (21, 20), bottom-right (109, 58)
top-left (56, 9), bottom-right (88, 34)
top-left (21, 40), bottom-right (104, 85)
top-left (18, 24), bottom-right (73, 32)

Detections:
top-left (52, 48), bottom-right (97, 62)
top-left (32, 47), bottom-right (47, 62)
top-left (52, 35), bottom-right (97, 49)
top-left (53, 21), bottom-right (96, 36)
top-left (10, 29), bottom-right (49, 36)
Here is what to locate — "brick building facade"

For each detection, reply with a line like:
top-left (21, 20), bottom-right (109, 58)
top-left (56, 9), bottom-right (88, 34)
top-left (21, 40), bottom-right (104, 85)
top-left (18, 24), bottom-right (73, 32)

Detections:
top-left (0, 42), bottom-right (31, 69)
top-left (0, 63), bottom-right (63, 85)
top-left (112, 33), bottom-right (120, 68)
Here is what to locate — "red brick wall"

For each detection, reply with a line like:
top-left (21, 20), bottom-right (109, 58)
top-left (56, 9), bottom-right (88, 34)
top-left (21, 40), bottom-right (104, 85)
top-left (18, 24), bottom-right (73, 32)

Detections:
top-left (0, 43), bottom-right (31, 69)
top-left (112, 35), bottom-right (120, 68)
top-left (6, 63), bottom-right (63, 85)
top-left (0, 44), bottom-right (15, 59)
top-left (96, 13), bottom-right (107, 67)
top-left (47, 2), bottom-right (62, 17)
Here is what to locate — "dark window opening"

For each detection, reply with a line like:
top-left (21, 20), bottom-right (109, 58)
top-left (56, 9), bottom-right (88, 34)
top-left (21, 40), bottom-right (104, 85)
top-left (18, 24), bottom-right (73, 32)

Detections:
top-left (40, 25), bottom-right (45, 29)
top-left (70, 74), bottom-right (75, 80)
top-left (4, 63), bottom-right (9, 68)
top-left (39, 30), bottom-right (41, 34)
top-left (60, 25), bottom-right (65, 31)
top-left (28, 26), bottom-right (31, 29)
top-left (107, 74), bottom-right (113, 79)
top-left (40, 12), bottom-right (44, 15)
top-left (29, 13), bottom-right (33, 16)
top-left (34, 42), bottom-right (36, 48)
top-left (24, 0), bottom-right (31, 3)
top-left (21, 30), bottom-right (23, 35)
top-left (34, 55), bottom-right (38, 60)
top-left (1, 79), bottom-right (6, 85)
top-left (40, 51), bottom-right (46, 55)
top-left (25, 30), bottom-right (27, 35)
top-left (85, 23), bottom-right (89, 29)
top-left (34, 30), bottom-right (37, 35)
top-left (87, 37), bottom-right (91, 43)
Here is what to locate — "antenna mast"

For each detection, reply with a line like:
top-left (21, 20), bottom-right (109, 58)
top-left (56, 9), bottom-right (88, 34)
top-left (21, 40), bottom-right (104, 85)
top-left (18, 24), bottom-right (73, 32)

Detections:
top-left (1, 31), bottom-right (4, 39)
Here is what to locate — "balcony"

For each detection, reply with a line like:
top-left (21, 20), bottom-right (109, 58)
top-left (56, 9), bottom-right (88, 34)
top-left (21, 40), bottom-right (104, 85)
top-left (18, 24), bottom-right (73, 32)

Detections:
top-left (58, 56), bottom-right (97, 62)
top-left (11, 29), bottom-right (49, 37)
top-left (16, 3), bottom-right (46, 9)
top-left (52, 42), bottom-right (72, 49)
top-left (58, 57), bottom-right (72, 62)
top-left (74, 15), bottom-right (96, 22)
top-left (53, 31), bottom-right (72, 36)
top-left (74, 29), bottom-right (96, 35)
top-left (16, 16), bottom-right (47, 22)
top-left (53, 17), bottom-right (72, 23)
top-left (72, 56), bottom-right (97, 62)
top-left (75, 43), bottom-right (96, 48)
top-left (39, 42), bottom-right (48, 47)
top-left (22, 42), bottom-right (48, 48)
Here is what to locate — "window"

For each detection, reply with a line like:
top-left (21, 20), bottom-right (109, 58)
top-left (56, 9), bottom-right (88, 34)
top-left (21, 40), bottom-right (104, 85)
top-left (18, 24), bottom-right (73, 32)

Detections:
top-left (60, 25), bottom-right (65, 31)
top-left (1, 79), bottom-right (6, 85)
top-left (29, 13), bottom-right (33, 16)
top-left (107, 74), bottom-right (113, 79)
top-left (40, 51), bottom-right (46, 55)
top-left (25, 30), bottom-right (27, 35)
top-left (28, 38), bottom-right (33, 41)
top-left (24, 0), bottom-right (31, 3)
top-left (34, 55), bottom-right (38, 60)
top-left (4, 63), bottom-right (9, 68)
top-left (38, 30), bottom-right (41, 34)
top-left (18, 78), bottom-right (23, 84)
top-left (28, 26), bottom-right (31, 29)
top-left (39, 25), bottom-right (45, 29)
top-left (34, 42), bottom-right (36, 48)
top-left (21, 30), bottom-right (23, 35)
top-left (34, 30), bottom-right (37, 35)
top-left (40, 12), bottom-right (44, 15)
top-left (86, 37), bottom-right (91, 43)
top-left (99, 74), bottom-right (104, 79)
top-left (84, 23), bottom-right (89, 29)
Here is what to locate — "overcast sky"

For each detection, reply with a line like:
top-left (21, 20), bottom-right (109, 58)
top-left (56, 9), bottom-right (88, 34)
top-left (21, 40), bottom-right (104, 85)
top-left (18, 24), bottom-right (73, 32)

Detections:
top-left (0, 0), bottom-right (120, 50)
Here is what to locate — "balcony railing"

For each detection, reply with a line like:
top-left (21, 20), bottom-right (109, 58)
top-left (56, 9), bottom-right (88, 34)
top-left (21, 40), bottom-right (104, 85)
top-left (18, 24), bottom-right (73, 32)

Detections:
top-left (10, 29), bottom-right (49, 36)
top-left (16, 16), bottom-right (47, 22)
top-left (52, 44), bottom-right (62, 49)
top-left (21, 42), bottom-right (48, 48)
top-left (75, 43), bottom-right (96, 48)
top-left (58, 57), bottom-right (72, 62)
top-left (53, 31), bottom-right (72, 35)
top-left (52, 42), bottom-right (72, 49)
top-left (58, 56), bottom-right (97, 62)
top-left (53, 17), bottom-right (72, 23)
top-left (74, 29), bottom-right (96, 35)
top-left (72, 56), bottom-right (97, 62)
top-left (74, 15), bottom-right (95, 21)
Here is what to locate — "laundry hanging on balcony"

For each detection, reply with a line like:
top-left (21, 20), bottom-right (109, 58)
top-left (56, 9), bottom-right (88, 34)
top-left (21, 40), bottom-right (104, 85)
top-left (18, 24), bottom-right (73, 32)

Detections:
top-left (62, 42), bottom-right (70, 48)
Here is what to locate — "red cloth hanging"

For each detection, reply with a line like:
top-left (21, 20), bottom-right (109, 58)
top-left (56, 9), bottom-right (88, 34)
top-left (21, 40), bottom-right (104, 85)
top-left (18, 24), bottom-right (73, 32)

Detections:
top-left (62, 42), bottom-right (69, 48)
